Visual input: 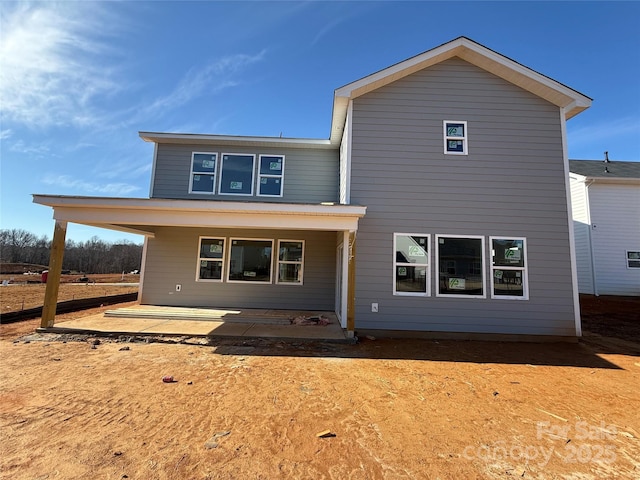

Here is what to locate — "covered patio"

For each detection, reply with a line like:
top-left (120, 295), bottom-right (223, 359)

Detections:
top-left (32, 194), bottom-right (366, 338)
top-left (38, 305), bottom-right (350, 342)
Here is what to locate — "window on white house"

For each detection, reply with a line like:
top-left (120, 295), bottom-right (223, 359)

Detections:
top-left (190, 153), bottom-right (217, 194)
top-left (258, 155), bottom-right (285, 197)
top-left (436, 235), bottom-right (484, 297)
top-left (219, 154), bottom-right (256, 195)
top-left (490, 238), bottom-right (528, 299)
top-left (627, 251), bottom-right (640, 268)
top-left (394, 234), bottom-right (430, 296)
top-left (197, 237), bottom-right (225, 281)
top-left (443, 121), bottom-right (468, 155)
top-left (227, 239), bottom-right (273, 283)
top-left (277, 240), bottom-right (304, 284)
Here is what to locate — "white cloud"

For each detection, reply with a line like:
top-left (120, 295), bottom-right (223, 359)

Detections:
top-left (0, 2), bottom-right (123, 128)
top-left (142, 51), bottom-right (267, 118)
top-left (568, 117), bottom-right (640, 147)
top-left (42, 174), bottom-right (141, 196)
top-left (311, 18), bottom-right (345, 46)
top-left (0, 129), bottom-right (13, 140)
top-left (9, 139), bottom-right (51, 156)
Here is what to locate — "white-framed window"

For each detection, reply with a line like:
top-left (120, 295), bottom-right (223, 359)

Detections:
top-left (227, 238), bottom-right (274, 283)
top-left (490, 237), bottom-right (529, 299)
top-left (443, 120), bottom-right (468, 155)
top-left (436, 235), bottom-right (485, 298)
top-left (393, 233), bottom-right (430, 296)
top-left (627, 250), bottom-right (640, 269)
top-left (189, 152), bottom-right (217, 194)
top-left (277, 240), bottom-right (304, 284)
top-left (219, 153), bottom-right (256, 196)
top-left (257, 155), bottom-right (285, 197)
top-left (196, 237), bottom-right (225, 281)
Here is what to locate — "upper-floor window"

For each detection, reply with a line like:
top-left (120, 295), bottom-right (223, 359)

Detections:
top-left (443, 121), bottom-right (468, 155)
top-left (257, 155), bottom-right (285, 197)
top-left (219, 154), bottom-right (256, 196)
top-left (627, 251), bottom-right (640, 269)
top-left (189, 153), bottom-right (217, 194)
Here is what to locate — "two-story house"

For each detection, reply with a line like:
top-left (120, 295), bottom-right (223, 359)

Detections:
top-left (35, 37), bottom-right (592, 339)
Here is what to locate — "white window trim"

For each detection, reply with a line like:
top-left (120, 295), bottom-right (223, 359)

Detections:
top-left (257, 154), bottom-right (285, 198)
top-left (489, 236), bottom-right (529, 300)
top-left (276, 239), bottom-right (304, 285)
top-left (196, 236), bottom-right (225, 282)
top-left (626, 250), bottom-right (640, 269)
top-left (218, 153), bottom-right (256, 196)
top-left (443, 120), bottom-right (468, 155)
top-left (393, 233), bottom-right (431, 297)
top-left (435, 234), bottom-right (485, 298)
top-left (226, 237), bottom-right (274, 284)
top-left (189, 152), bottom-right (218, 194)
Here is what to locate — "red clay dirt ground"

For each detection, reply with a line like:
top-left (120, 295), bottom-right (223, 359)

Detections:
top-left (0, 296), bottom-right (638, 479)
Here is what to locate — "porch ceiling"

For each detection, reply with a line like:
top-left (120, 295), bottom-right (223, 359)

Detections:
top-left (32, 195), bottom-right (367, 237)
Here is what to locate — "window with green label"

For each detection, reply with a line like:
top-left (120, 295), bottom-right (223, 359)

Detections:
top-left (436, 235), bottom-right (484, 297)
top-left (490, 237), bottom-right (528, 299)
top-left (197, 237), bottom-right (225, 281)
top-left (227, 238), bottom-right (273, 283)
top-left (190, 153), bottom-right (217, 194)
top-left (277, 240), bottom-right (304, 284)
top-left (219, 153), bottom-right (256, 195)
top-left (443, 120), bottom-right (468, 155)
top-left (258, 155), bottom-right (285, 197)
top-left (394, 234), bottom-right (430, 296)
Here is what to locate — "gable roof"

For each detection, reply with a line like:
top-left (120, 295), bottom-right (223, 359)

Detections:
top-left (330, 36), bottom-right (592, 143)
top-left (570, 159), bottom-right (640, 180)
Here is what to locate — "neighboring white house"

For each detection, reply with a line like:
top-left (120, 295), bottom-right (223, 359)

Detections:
top-left (569, 158), bottom-right (640, 296)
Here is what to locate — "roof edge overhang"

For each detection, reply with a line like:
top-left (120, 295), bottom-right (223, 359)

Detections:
top-left (570, 173), bottom-right (640, 185)
top-left (330, 36), bottom-right (592, 143)
top-left (139, 132), bottom-right (335, 150)
top-left (33, 195), bottom-right (366, 236)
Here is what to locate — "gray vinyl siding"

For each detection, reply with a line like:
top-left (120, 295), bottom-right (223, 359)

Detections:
top-left (570, 176), bottom-right (595, 294)
top-left (588, 184), bottom-right (640, 296)
top-left (152, 144), bottom-right (339, 203)
top-left (140, 227), bottom-right (337, 309)
top-left (350, 57), bottom-right (577, 335)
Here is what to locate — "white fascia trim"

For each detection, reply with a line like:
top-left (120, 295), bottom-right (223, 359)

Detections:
top-left (334, 37), bottom-right (591, 118)
top-left (560, 107), bottom-right (582, 336)
top-left (149, 142), bottom-right (158, 198)
top-left (33, 195), bottom-right (366, 216)
top-left (33, 195), bottom-right (366, 232)
top-left (139, 132), bottom-right (333, 149)
top-left (578, 177), bottom-right (640, 186)
top-left (345, 100), bottom-right (353, 204)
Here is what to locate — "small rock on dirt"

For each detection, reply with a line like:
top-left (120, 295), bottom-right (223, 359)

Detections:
top-left (204, 431), bottom-right (231, 449)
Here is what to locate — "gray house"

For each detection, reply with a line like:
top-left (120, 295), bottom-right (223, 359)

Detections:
top-left (35, 37), bottom-right (592, 338)
top-left (569, 158), bottom-right (640, 296)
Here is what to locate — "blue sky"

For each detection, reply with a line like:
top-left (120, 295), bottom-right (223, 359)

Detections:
top-left (1, 1), bottom-right (639, 243)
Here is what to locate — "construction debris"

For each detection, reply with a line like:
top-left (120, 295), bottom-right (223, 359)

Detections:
top-left (290, 315), bottom-right (331, 326)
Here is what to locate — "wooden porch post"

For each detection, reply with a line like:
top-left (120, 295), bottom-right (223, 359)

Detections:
top-left (41, 220), bottom-right (67, 328)
top-left (346, 231), bottom-right (356, 337)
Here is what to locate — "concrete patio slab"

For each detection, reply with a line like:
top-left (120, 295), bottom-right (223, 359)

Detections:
top-left (39, 305), bottom-right (349, 342)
